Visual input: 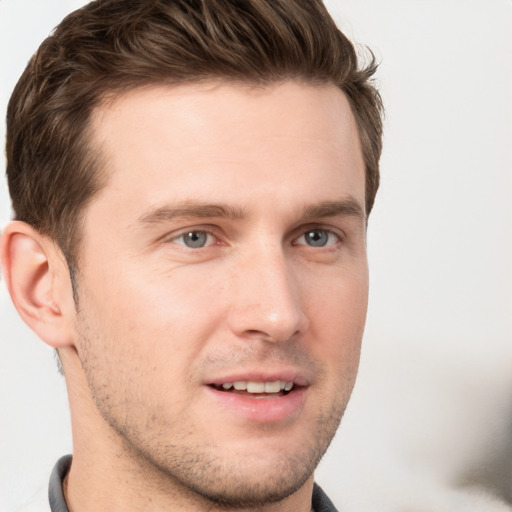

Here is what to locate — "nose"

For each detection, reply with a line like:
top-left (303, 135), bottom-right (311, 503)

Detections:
top-left (226, 245), bottom-right (309, 343)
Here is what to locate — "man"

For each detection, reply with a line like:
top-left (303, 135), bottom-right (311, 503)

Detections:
top-left (1, 0), bottom-right (383, 510)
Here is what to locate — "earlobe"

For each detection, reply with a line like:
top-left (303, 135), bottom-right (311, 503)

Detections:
top-left (1, 221), bottom-right (75, 348)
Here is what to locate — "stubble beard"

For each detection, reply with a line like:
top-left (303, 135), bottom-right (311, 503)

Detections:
top-left (76, 312), bottom-right (353, 509)
top-left (117, 401), bottom-right (346, 509)
top-left (100, 397), bottom-right (347, 509)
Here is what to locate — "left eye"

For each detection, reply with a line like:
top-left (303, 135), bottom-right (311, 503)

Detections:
top-left (174, 231), bottom-right (215, 248)
top-left (295, 229), bottom-right (339, 247)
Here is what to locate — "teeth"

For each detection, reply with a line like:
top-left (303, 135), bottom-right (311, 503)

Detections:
top-left (247, 381), bottom-right (265, 393)
top-left (264, 381), bottom-right (281, 393)
top-left (220, 380), bottom-right (294, 393)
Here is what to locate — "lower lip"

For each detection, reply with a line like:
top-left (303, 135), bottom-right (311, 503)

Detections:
top-left (205, 386), bottom-right (307, 423)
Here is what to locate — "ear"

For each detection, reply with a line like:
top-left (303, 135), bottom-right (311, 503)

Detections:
top-left (1, 221), bottom-right (76, 348)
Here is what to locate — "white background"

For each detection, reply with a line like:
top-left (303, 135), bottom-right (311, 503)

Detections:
top-left (1, 1), bottom-right (511, 511)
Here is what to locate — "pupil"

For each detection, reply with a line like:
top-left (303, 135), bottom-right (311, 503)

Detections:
top-left (307, 230), bottom-right (327, 247)
top-left (184, 231), bottom-right (207, 248)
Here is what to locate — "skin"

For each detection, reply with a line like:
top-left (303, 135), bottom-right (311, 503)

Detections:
top-left (2, 81), bottom-right (368, 511)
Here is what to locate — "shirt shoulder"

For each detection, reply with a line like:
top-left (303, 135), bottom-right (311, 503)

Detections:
top-left (48, 455), bottom-right (71, 512)
top-left (312, 483), bottom-right (339, 512)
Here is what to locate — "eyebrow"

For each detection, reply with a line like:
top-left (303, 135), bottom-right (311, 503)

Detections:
top-left (299, 198), bottom-right (366, 224)
top-left (138, 203), bottom-right (247, 225)
top-left (137, 197), bottom-right (365, 226)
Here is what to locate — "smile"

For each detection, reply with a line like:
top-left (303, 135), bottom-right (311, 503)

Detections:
top-left (211, 380), bottom-right (294, 396)
top-left (206, 379), bottom-right (307, 422)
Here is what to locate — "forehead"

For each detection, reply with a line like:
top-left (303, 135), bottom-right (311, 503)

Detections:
top-left (87, 81), bottom-right (365, 221)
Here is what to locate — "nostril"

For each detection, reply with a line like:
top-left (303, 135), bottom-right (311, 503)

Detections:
top-left (243, 329), bottom-right (296, 343)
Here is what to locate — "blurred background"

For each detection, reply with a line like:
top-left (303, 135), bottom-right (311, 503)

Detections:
top-left (1, 1), bottom-right (511, 510)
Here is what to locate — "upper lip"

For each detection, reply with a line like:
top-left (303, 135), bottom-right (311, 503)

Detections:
top-left (205, 368), bottom-right (311, 387)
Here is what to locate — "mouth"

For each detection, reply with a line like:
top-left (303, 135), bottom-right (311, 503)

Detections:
top-left (209, 380), bottom-right (296, 398)
top-left (205, 376), bottom-right (308, 422)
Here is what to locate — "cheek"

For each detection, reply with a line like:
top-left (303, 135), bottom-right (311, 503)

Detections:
top-left (74, 274), bottom-right (211, 426)
top-left (77, 262), bottom-right (227, 374)
top-left (309, 259), bottom-right (369, 319)
top-left (306, 265), bottom-right (368, 362)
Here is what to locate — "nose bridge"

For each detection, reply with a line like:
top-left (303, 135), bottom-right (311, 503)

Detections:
top-left (227, 240), bottom-right (308, 342)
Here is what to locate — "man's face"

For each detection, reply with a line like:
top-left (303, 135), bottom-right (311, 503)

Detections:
top-left (74, 81), bottom-right (368, 506)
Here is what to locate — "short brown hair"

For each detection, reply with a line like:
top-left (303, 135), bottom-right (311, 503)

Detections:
top-left (6, 0), bottom-right (383, 267)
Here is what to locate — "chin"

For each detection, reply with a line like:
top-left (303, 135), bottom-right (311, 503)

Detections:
top-left (134, 413), bottom-right (339, 508)
top-left (161, 449), bottom-right (317, 508)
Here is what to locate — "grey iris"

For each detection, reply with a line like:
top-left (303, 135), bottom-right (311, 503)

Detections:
top-left (183, 231), bottom-right (207, 248)
top-left (306, 230), bottom-right (328, 247)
